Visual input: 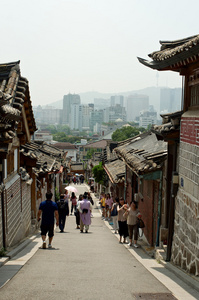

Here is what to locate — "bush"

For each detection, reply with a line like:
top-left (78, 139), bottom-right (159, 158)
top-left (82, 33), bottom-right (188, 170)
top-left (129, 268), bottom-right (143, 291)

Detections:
top-left (0, 247), bottom-right (6, 257)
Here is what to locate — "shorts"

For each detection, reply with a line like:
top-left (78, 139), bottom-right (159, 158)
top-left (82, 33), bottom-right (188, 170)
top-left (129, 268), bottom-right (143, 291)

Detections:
top-left (41, 224), bottom-right (54, 238)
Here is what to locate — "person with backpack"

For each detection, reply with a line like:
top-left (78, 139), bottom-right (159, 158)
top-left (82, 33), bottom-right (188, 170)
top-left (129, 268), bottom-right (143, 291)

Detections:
top-left (57, 194), bottom-right (69, 232)
top-left (37, 191), bottom-right (59, 249)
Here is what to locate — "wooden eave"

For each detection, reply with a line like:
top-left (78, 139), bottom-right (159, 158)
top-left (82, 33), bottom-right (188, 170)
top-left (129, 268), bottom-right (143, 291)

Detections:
top-left (152, 129), bottom-right (180, 143)
top-left (138, 35), bottom-right (199, 72)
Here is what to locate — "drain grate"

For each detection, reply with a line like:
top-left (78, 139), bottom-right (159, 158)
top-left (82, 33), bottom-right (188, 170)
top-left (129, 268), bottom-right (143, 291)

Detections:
top-left (133, 293), bottom-right (177, 300)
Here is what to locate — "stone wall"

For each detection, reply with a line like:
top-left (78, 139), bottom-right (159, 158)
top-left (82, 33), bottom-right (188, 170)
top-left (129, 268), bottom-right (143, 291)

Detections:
top-left (5, 174), bottom-right (32, 248)
top-left (139, 179), bottom-right (154, 245)
top-left (0, 193), bottom-right (3, 249)
top-left (172, 141), bottom-right (199, 276)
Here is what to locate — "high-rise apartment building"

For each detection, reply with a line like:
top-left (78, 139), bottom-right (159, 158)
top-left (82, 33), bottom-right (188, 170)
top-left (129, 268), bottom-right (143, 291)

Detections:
top-left (70, 104), bottom-right (80, 130)
top-left (94, 98), bottom-right (110, 110)
top-left (139, 110), bottom-right (157, 128)
top-left (160, 88), bottom-right (181, 113)
top-left (104, 104), bottom-right (127, 123)
top-left (63, 93), bottom-right (81, 125)
top-left (79, 104), bottom-right (94, 131)
top-left (33, 106), bottom-right (62, 125)
top-left (110, 95), bottom-right (124, 107)
top-left (126, 94), bottom-right (149, 122)
top-left (90, 110), bottom-right (104, 132)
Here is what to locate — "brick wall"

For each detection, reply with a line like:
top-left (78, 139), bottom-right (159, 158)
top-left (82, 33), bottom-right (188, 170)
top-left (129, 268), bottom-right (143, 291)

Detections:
top-left (172, 139), bottom-right (199, 276)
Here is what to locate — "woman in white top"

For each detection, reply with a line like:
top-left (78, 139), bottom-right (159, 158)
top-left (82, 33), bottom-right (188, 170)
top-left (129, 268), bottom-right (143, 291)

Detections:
top-left (124, 200), bottom-right (141, 248)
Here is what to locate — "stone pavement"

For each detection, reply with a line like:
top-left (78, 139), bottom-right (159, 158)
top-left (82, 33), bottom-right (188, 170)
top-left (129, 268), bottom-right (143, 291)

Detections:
top-left (0, 184), bottom-right (198, 300)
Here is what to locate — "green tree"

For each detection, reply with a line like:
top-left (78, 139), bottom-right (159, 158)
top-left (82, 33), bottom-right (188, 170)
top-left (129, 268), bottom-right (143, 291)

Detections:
top-left (112, 126), bottom-right (140, 142)
top-left (92, 162), bottom-right (105, 184)
top-left (86, 148), bottom-right (95, 159)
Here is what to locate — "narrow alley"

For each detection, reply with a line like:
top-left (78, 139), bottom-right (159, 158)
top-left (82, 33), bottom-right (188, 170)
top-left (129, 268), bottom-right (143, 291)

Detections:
top-left (0, 184), bottom-right (198, 300)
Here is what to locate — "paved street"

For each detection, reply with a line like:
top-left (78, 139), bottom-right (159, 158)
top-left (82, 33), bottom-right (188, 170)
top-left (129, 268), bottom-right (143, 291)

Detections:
top-left (0, 184), bottom-right (198, 300)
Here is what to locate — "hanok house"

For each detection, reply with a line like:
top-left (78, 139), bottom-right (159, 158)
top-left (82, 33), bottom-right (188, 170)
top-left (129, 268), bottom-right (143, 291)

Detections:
top-left (103, 141), bottom-right (125, 198)
top-left (0, 61), bottom-right (37, 249)
top-left (138, 34), bottom-right (199, 275)
top-left (114, 131), bottom-right (167, 246)
top-left (20, 141), bottom-right (67, 221)
top-left (103, 158), bottom-right (125, 198)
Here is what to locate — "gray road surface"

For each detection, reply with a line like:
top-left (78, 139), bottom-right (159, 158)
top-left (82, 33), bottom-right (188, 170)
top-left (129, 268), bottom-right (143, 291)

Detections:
top-left (0, 184), bottom-right (198, 300)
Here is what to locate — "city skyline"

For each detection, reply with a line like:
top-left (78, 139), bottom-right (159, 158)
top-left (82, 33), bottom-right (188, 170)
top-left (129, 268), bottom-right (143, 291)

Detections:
top-left (1, 0), bottom-right (198, 106)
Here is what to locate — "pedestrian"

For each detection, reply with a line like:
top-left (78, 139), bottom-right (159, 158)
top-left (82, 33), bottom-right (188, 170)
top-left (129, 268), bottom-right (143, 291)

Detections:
top-left (64, 189), bottom-right (70, 201)
top-left (117, 197), bottom-right (128, 244)
top-left (105, 193), bottom-right (113, 221)
top-left (75, 194), bottom-right (82, 229)
top-left (57, 194), bottom-right (69, 232)
top-left (78, 192), bottom-right (92, 233)
top-left (70, 192), bottom-right (77, 215)
top-left (87, 192), bottom-right (94, 205)
top-left (37, 191), bottom-right (59, 249)
top-left (124, 201), bottom-right (140, 248)
top-left (111, 197), bottom-right (119, 233)
top-left (100, 192), bottom-right (106, 219)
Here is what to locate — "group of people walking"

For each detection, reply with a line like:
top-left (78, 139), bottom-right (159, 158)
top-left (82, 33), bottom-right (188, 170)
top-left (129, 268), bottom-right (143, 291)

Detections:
top-left (100, 193), bottom-right (141, 248)
top-left (37, 189), bottom-right (142, 250)
top-left (37, 190), bottom-right (93, 249)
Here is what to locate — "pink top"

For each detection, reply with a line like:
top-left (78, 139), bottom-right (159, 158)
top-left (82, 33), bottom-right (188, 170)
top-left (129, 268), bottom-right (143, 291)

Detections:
top-left (105, 197), bottom-right (113, 208)
top-left (71, 196), bottom-right (77, 205)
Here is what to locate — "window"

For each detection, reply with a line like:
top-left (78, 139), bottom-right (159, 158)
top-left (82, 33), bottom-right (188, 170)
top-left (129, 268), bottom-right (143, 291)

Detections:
top-left (190, 84), bottom-right (199, 106)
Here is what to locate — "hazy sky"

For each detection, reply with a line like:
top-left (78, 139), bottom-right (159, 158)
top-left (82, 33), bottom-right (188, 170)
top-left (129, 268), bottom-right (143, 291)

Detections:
top-left (1, 0), bottom-right (198, 106)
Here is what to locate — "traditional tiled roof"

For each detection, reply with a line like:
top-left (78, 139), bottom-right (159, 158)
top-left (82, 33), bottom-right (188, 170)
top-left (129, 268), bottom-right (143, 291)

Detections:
top-left (152, 111), bottom-right (183, 141)
top-left (20, 141), bottom-right (65, 175)
top-left (84, 139), bottom-right (108, 149)
top-left (53, 142), bottom-right (77, 150)
top-left (138, 34), bottom-right (199, 71)
top-left (114, 131), bottom-right (167, 175)
top-left (104, 158), bottom-right (125, 184)
top-left (0, 61), bottom-right (36, 142)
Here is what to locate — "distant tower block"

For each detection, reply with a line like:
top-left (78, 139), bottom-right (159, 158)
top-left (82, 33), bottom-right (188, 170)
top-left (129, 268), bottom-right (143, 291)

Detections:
top-left (156, 71), bottom-right (159, 87)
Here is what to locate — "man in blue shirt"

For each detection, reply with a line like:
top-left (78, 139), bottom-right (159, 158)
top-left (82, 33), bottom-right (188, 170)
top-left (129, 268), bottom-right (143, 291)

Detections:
top-left (37, 191), bottom-right (59, 249)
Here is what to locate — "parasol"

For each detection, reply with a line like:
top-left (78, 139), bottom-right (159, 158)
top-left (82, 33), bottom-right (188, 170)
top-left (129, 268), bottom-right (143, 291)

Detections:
top-left (65, 186), bottom-right (78, 193)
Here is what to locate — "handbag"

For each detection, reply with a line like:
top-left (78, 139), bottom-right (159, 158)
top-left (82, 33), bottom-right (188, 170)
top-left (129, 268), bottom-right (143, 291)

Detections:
top-left (137, 218), bottom-right (145, 228)
top-left (111, 206), bottom-right (118, 217)
top-left (82, 208), bottom-right (88, 214)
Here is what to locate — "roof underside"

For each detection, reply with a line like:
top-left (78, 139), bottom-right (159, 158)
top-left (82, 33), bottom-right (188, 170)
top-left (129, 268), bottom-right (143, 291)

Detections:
top-left (0, 61), bottom-right (36, 143)
top-left (138, 34), bottom-right (199, 71)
